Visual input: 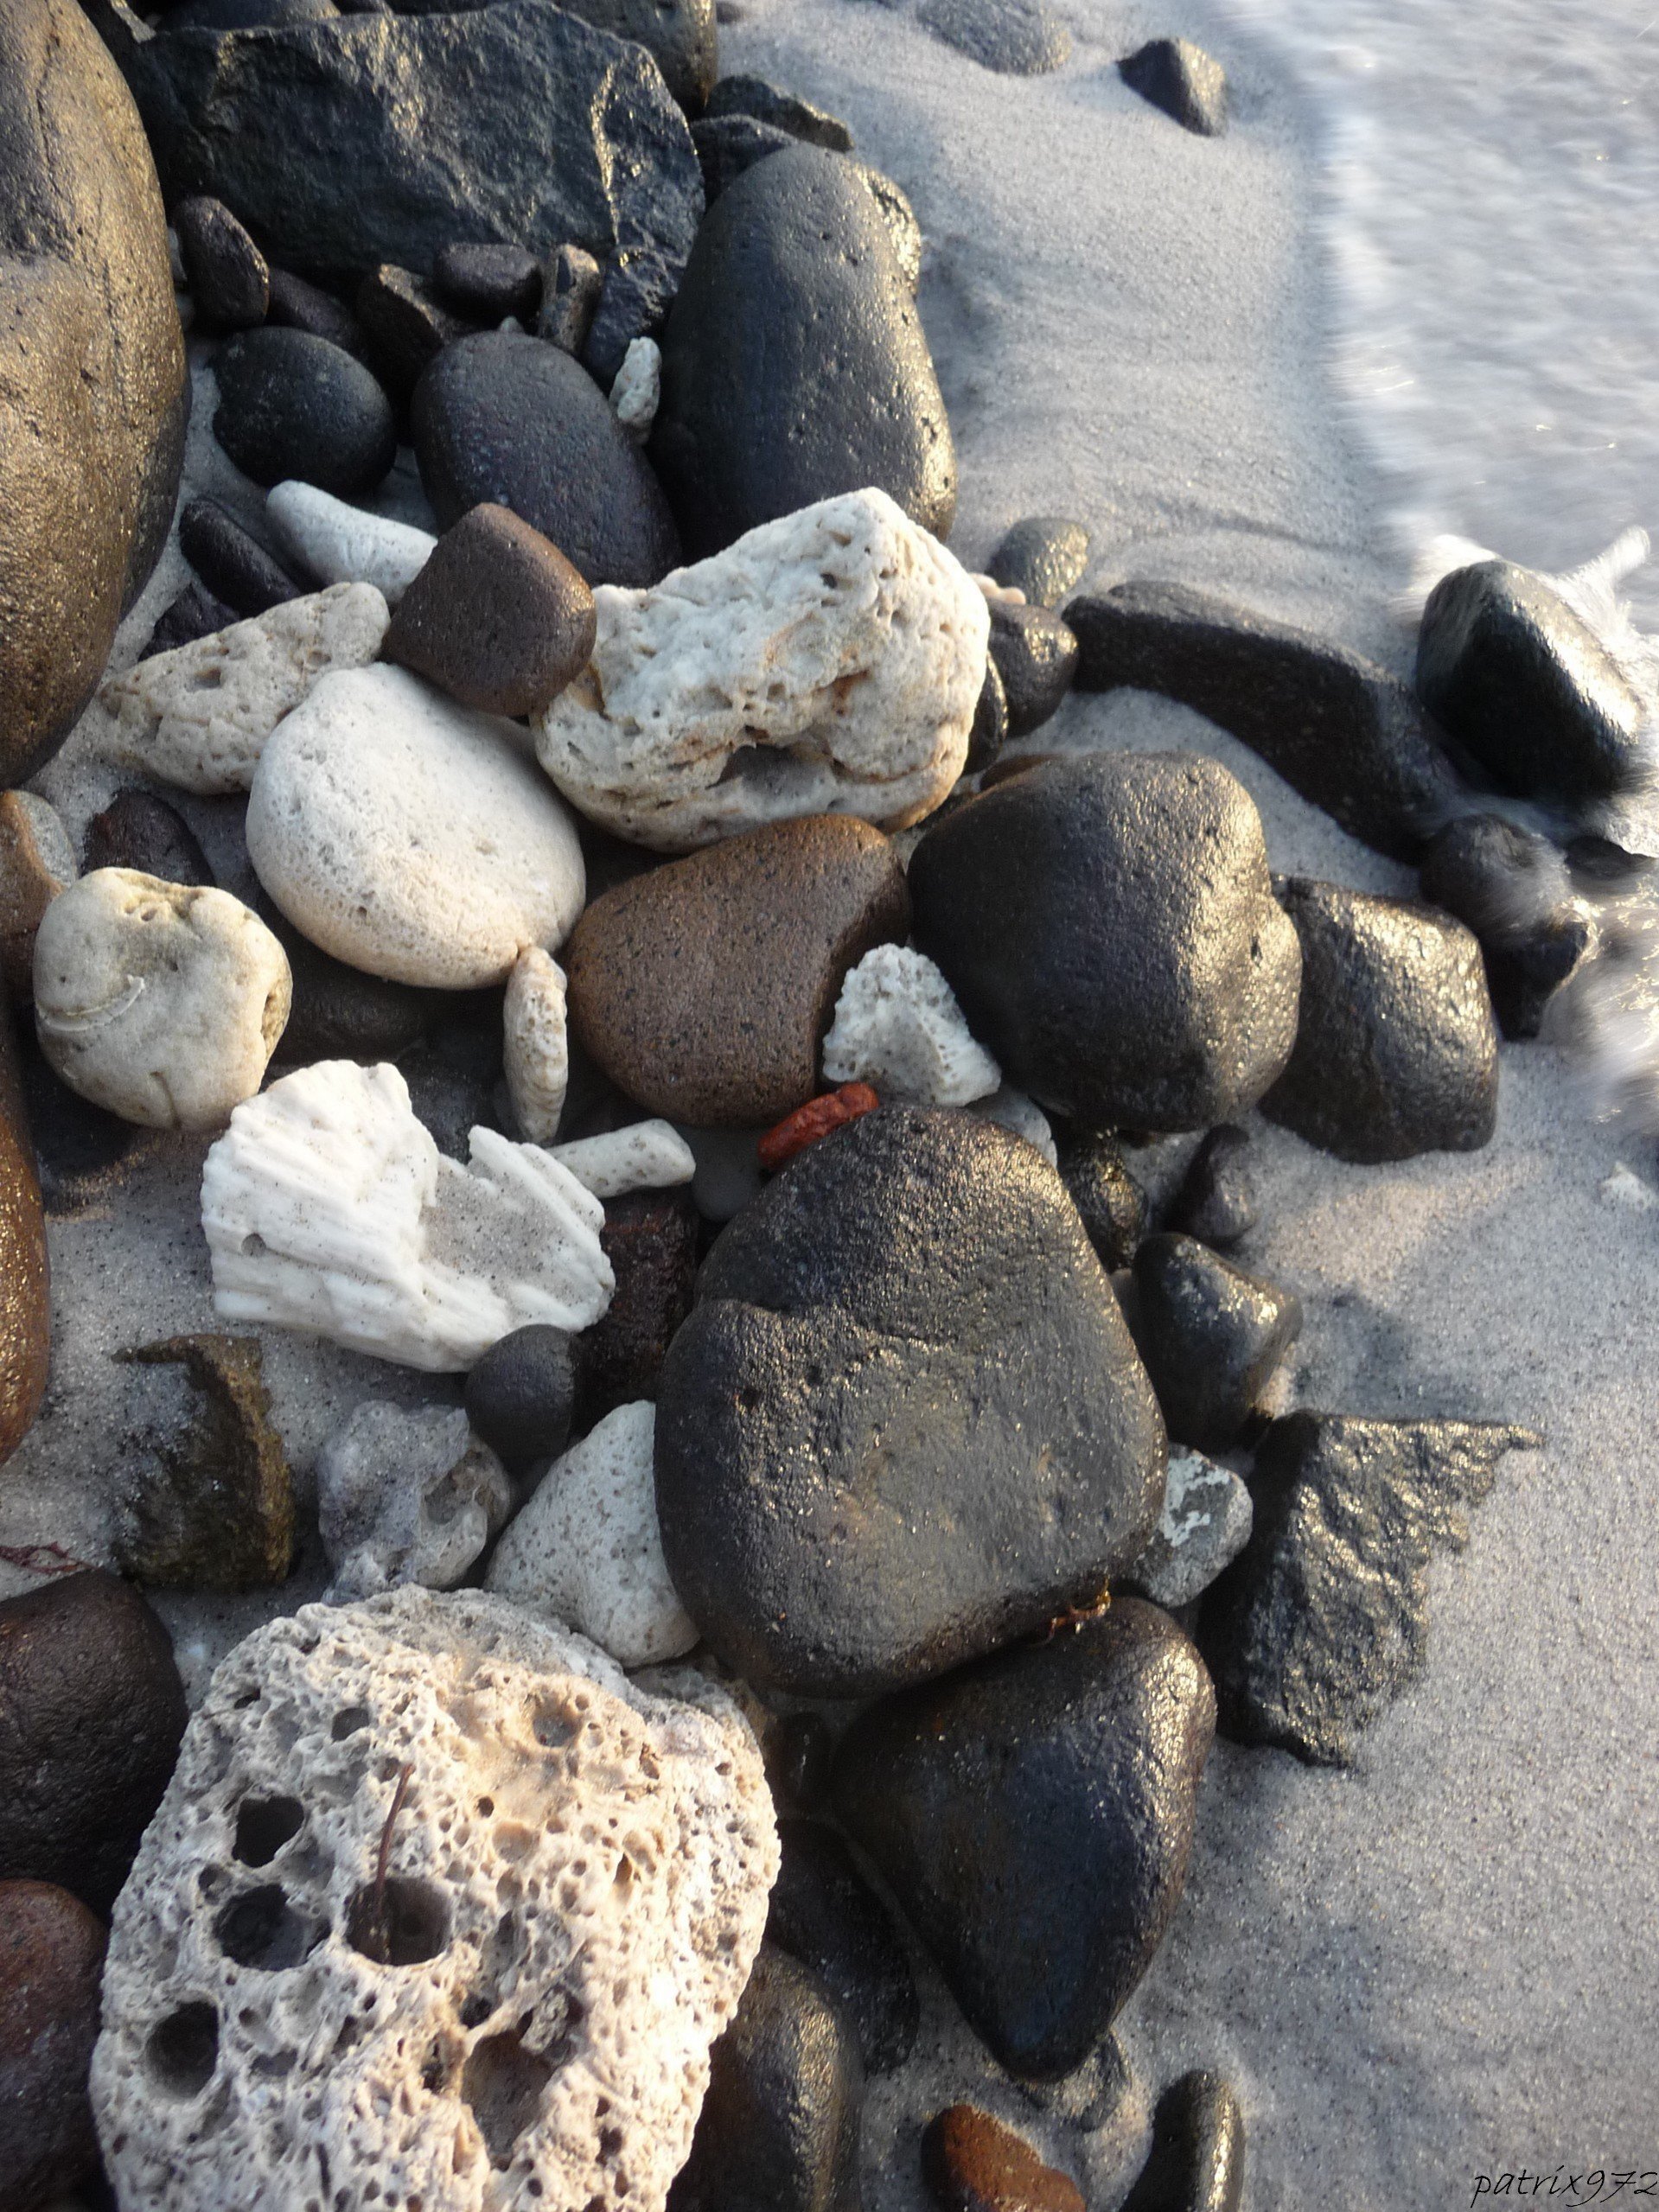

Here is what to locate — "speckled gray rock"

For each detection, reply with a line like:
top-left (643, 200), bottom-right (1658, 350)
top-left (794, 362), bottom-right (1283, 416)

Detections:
top-left (1131, 1234), bottom-right (1302, 1452)
top-left (987, 515), bottom-right (1090, 607)
top-left (1199, 1412), bottom-right (1541, 1764)
top-left (213, 328), bottom-right (395, 496)
top-left (917, 0), bottom-right (1071, 74)
top-left (1056, 1131), bottom-right (1145, 1271)
top-left (704, 73), bottom-right (853, 150)
top-left (1122, 1450), bottom-right (1254, 1610)
top-left (1119, 38), bottom-right (1230, 137)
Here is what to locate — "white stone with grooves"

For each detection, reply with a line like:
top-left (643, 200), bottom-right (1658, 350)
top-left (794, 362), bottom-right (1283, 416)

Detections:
top-left (503, 946), bottom-right (569, 1144)
top-left (821, 942), bottom-right (1001, 1105)
top-left (247, 664), bottom-right (587, 988)
top-left (91, 583), bottom-right (390, 794)
top-left (266, 479), bottom-right (437, 605)
top-left (90, 1587), bottom-right (778, 2212)
top-left (534, 488), bottom-right (990, 850)
top-left (201, 1059), bottom-right (614, 1371)
top-left (318, 1402), bottom-right (513, 1599)
top-left (549, 1121), bottom-right (696, 1200)
top-left (486, 1401), bottom-right (697, 1667)
top-left (33, 870), bottom-right (291, 1131)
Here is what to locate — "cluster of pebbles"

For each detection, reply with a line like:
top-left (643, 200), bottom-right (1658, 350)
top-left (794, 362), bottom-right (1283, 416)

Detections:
top-left (0, 0), bottom-right (1635, 2204)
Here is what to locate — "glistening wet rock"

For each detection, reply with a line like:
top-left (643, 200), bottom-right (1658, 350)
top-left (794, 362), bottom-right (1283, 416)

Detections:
top-left (704, 73), bottom-right (854, 149)
top-left (988, 515), bottom-right (1090, 608)
top-left (655, 1106), bottom-right (1166, 1697)
top-left (0, 1880), bottom-right (107, 2212)
top-left (987, 602), bottom-right (1078, 738)
top-left (833, 1599), bottom-right (1215, 2078)
top-left (1166, 1125), bottom-right (1257, 1248)
top-left (767, 1819), bottom-right (920, 2075)
top-left (559, 0), bottom-right (717, 112)
top-left (1418, 813), bottom-right (1592, 1040)
top-left (1119, 2071), bottom-right (1246, 2212)
top-left (0, 991), bottom-right (49, 1466)
top-left (1131, 1234), bottom-right (1302, 1452)
top-left (178, 495), bottom-right (306, 616)
top-left (1056, 1131), bottom-right (1145, 1271)
top-left (1119, 39), bottom-right (1229, 137)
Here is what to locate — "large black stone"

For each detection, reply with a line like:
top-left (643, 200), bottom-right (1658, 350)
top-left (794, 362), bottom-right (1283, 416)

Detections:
top-left (1262, 878), bottom-right (1499, 1163)
top-left (1066, 582), bottom-right (1464, 862)
top-left (213, 326), bottom-right (395, 495)
top-left (555, 0), bottom-right (716, 113)
top-left (767, 1819), bottom-right (919, 2075)
top-left (654, 1106), bottom-right (1166, 1699)
top-left (1131, 1234), bottom-right (1301, 1453)
top-left (412, 332), bottom-right (680, 588)
top-left (908, 752), bottom-right (1301, 1132)
top-left (650, 143), bottom-right (955, 558)
top-left (1199, 1412), bottom-right (1538, 1765)
top-left (178, 494), bottom-right (306, 615)
top-left (119, 0), bottom-right (703, 288)
top-left (833, 1599), bottom-right (1216, 2079)
top-left (0, 0), bottom-right (188, 787)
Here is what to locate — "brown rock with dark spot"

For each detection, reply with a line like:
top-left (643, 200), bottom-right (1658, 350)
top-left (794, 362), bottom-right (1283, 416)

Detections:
top-left (383, 502), bottom-right (597, 718)
top-left (568, 815), bottom-right (911, 1126)
top-left (572, 1186), bottom-right (699, 1427)
top-left (0, 986), bottom-right (48, 1466)
top-left (922, 2104), bottom-right (1086, 2212)
top-left (0, 1878), bottom-right (106, 2211)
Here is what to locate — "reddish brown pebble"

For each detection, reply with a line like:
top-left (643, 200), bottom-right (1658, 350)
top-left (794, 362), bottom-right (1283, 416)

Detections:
top-left (758, 1081), bottom-right (879, 1170)
top-left (922, 2103), bottom-right (1086, 2212)
top-left (0, 986), bottom-right (48, 1466)
top-left (383, 500), bottom-right (597, 718)
top-left (0, 1879), bottom-right (106, 2211)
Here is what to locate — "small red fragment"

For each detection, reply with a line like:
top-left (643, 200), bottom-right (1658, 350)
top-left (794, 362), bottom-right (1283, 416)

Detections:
top-left (0, 1539), bottom-right (95, 1578)
top-left (758, 1082), bottom-right (879, 1171)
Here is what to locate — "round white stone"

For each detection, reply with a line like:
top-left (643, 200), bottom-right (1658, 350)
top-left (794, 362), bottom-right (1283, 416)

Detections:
top-left (265, 480), bottom-right (437, 606)
top-left (247, 663), bottom-right (587, 988)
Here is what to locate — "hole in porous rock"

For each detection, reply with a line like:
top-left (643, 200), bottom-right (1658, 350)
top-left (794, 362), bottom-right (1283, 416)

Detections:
top-left (531, 1696), bottom-right (582, 1750)
top-left (234, 1795), bottom-right (305, 1866)
top-left (147, 2003), bottom-right (220, 2096)
top-left (215, 1884), bottom-right (325, 1971)
top-left (332, 1705), bottom-right (372, 1739)
top-left (346, 1876), bottom-right (450, 1965)
top-left (460, 1993), bottom-right (495, 2029)
top-left (461, 2027), bottom-right (557, 2168)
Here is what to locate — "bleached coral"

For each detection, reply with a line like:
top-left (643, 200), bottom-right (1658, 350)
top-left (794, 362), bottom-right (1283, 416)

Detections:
top-left (503, 946), bottom-right (569, 1144)
top-left (821, 941), bottom-right (1001, 1104)
top-left (317, 1402), bottom-right (512, 1598)
top-left (549, 1121), bottom-right (696, 1200)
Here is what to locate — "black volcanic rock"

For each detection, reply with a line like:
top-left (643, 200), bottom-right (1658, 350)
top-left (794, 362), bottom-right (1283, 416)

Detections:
top-left (1056, 1131), bottom-right (1145, 1272)
top-left (1418, 813), bottom-right (1593, 1040)
top-left (558, 0), bottom-right (716, 112)
top-left (1165, 1124), bottom-right (1257, 1249)
top-left (833, 1599), bottom-right (1216, 2079)
top-left (84, 789), bottom-right (214, 887)
top-left (1120, 37), bottom-right (1229, 137)
top-left (767, 1819), bottom-right (920, 2075)
top-left (177, 494), bottom-right (306, 615)
top-left (1119, 2071), bottom-right (1246, 2212)
top-left (173, 192), bottom-right (268, 327)
top-left (987, 601), bottom-right (1078, 738)
top-left (654, 1106), bottom-right (1166, 1698)
top-left (704, 73), bottom-right (853, 150)
top-left (1132, 1233), bottom-right (1301, 1452)
top-left (212, 326), bottom-right (395, 494)
top-left (987, 513), bottom-right (1090, 607)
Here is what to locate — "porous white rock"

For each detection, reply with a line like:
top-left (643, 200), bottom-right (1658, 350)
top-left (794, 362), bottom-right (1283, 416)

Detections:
top-left (821, 941), bottom-right (1001, 1105)
top-left (201, 1059), bottom-right (614, 1370)
top-left (503, 946), bottom-right (570, 1144)
top-left (549, 1121), bottom-right (697, 1200)
top-left (534, 488), bottom-right (990, 850)
top-left (247, 664), bottom-right (587, 988)
top-left (486, 1401), bottom-right (697, 1666)
top-left (266, 479), bottom-right (437, 606)
top-left (318, 1402), bottom-right (513, 1599)
top-left (33, 870), bottom-right (291, 1131)
top-left (91, 1587), bottom-right (777, 2212)
top-left (966, 1082), bottom-right (1057, 1164)
top-left (1125, 1448), bottom-right (1254, 1609)
top-left (91, 583), bottom-right (390, 795)
top-left (609, 335), bottom-right (661, 442)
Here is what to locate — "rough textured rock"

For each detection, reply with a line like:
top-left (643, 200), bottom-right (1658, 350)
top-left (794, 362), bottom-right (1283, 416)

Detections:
top-left (247, 664), bottom-right (586, 989)
top-left (537, 490), bottom-right (987, 848)
top-left (1067, 582), bottom-right (1464, 861)
top-left (0, 1570), bottom-right (188, 1913)
top-left (1118, 2070), bottom-right (1246, 2212)
top-left (84, 787), bottom-right (213, 888)
top-left (703, 73), bottom-right (853, 150)
top-left (987, 515), bottom-right (1089, 608)
top-left (821, 943), bottom-right (1000, 1105)
top-left (91, 581), bottom-right (389, 794)
top-left (571, 1188), bottom-right (699, 1428)
top-left (1416, 558), bottom-right (1648, 803)
top-left (557, 0), bottom-right (718, 113)
top-left (318, 1400), bottom-right (511, 1599)
top-left (33, 870), bottom-right (290, 1131)
top-left (463, 1323), bottom-right (576, 1472)
top-left (1165, 1124), bottom-right (1257, 1249)
top-left (92, 1588), bottom-right (778, 2212)
top-left (503, 946), bottom-right (570, 1144)
top-left (833, 1599), bottom-right (1215, 2078)
top-left (1055, 1131), bottom-right (1144, 1272)
top-left (569, 815), bottom-right (909, 1125)
top-left (1418, 812), bottom-right (1593, 1040)
top-left (909, 752), bottom-right (1301, 1131)
top-left (1119, 38), bottom-right (1229, 136)
top-left (667, 1942), bottom-right (865, 2212)
top-left (1200, 1412), bottom-right (1541, 1764)
top-left (655, 1106), bottom-right (1166, 1697)
top-left (121, 0), bottom-right (705, 289)
top-left (1131, 1234), bottom-right (1302, 1452)
top-left (917, 0), bottom-right (1069, 73)
top-left (112, 1332), bottom-right (296, 1588)
top-left (0, 1880), bottom-right (107, 2212)
top-left (0, 793), bottom-right (74, 1002)
top-left (265, 479), bottom-right (434, 607)
top-left (1263, 878), bottom-right (1499, 1163)
top-left (922, 2104), bottom-right (1085, 2212)
top-left (767, 1818), bottom-right (919, 2075)
top-left (213, 325), bottom-right (395, 495)
top-left (354, 262), bottom-right (478, 400)
top-left (413, 331), bottom-right (681, 590)
top-left (986, 601), bottom-right (1078, 737)
top-left (201, 1059), bottom-right (615, 1369)
top-left (0, 0), bottom-right (187, 788)
top-left (173, 192), bottom-right (267, 326)
top-left (650, 146), bottom-right (955, 558)
top-left (178, 494), bottom-right (305, 615)
top-left (1122, 1449), bottom-right (1254, 1611)
top-left (386, 502), bottom-right (597, 719)
top-left (433, 240), bottom-right (543, 324)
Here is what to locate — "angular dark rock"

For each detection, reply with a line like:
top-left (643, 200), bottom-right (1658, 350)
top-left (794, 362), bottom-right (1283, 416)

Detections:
top-left (464, 1323), bottom-right (577, 1474)
top-left (265, 262), bottom-right (371, 359)
top-left (164, 0), bottom-right (337, 25)
top-left (556, 0), bottom-right (717, 113)
top-left (767, 1818), bottom-right (919, 2075)
top-left (1118, 2070), bottom-right (1245, 2212)
top-left (431, 241), bottom-right (542, 324)
top-left (1416, 558), bottom-right (1646, 805)
top-left (1418, 813), bottom-right (1593, 1040)
top-left (1067, 582), bottom-right (1464, 861)
top-left (966, 655), bottom-right (1011, 775)
top-left (922, 2104), bottom-right (1085, 2212)
top-left (0, 1880), bottom-right (106, 2212)
top-left (0, 0), bottom-right (188, 787)
top-left (987, 601), bottom-right (1078, 738)
top-left (833, 1598), bottom-right (1215, 2078)
top-left (655, 1106), bottom-right (1166, 1697)
top-left (178, 494), bottom-right (307, 615)
top-left (138, 577), bottom-right (239, 660)
top-left (213, 326), bottom-right (396, 495)
top-left (571, 1189), bottom-right (699, 1428)
top-left (1165, 1125), bottom-right (1257, 1249)
top-left (0, 991), bottom-right (48, 1468)
top-left (908, 752), bottom-right (1302, 1131)
top-left (1056, 1131), bottom-right (1145, 1272)
top-left (1263, 878), bottom-right (1499, 1163)
top-left (691, 112), bottom-right (793, 202)
top-left (1200, 1412), bottom-right (1540, 1764)
top-left (85, 789), bottom-right (214, 887)
top-left (651, 143), bottom-right (955, 558)
top-left (704, 73), bottom-right (854, 150)
top-left (412, 332), bottom-right (680, 588)
top-left (582, 242), bottom-right (686, 386)
top-left (917, 0), bottom-right (1071, 74)
top-left (1120, 38), bottom-right (1229, 137)
top-left (174, 192), bottom-right (269, 327)
top-left (1131, 1234), bottom-right (1301, 1453)
top-left (988, 514), bottom-right (1090, 608)
top-left (0, 1569), bottom-right (188, 1912)
top-left (354, 265), bottom-right (478, 400)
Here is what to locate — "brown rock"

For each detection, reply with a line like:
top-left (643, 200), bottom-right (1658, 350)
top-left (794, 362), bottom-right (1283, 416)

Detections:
top-left (0, 985), bottom-right (48, 1467)
top-left (0, 1878), bottom-right (105, 2211)
top-left (0, 792), bottom-right (74, 1001)
top-left (384, 500), bottom-right (597, 718)
top-left (922, 2105), bottom-right (1086, 2212)
top-left (572, 1187), bottom-right (699, 1428)
top-left (568, 815), bottom-right (911, 1126)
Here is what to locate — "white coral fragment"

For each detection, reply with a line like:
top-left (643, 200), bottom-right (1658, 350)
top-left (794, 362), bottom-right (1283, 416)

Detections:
top-left (201, 1060), bottom-right (614, 1371)
top-left (503, 945), bottom-right (570, 1144)
top-left (821, 941), bottom-right (1001, 1104)
top-left (549, 1120), bottom-right (696, 1199)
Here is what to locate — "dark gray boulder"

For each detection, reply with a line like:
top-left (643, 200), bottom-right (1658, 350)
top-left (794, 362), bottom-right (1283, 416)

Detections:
top-left (650, 143), bottom-right (955, 558)
top-left (0, 0), bottom-right (188, 787)
top-left (1131, 1233), bottom-right (1301, 1453)
top-left (987, 513), bottom-right (1090, 607)
top-left (1165, 1124), bottom-right (1257, 1249)
top-left (1418, 813), bottom-right (1593, 1040)
top-left (1199, 1412), bottom-right (1539, 1764)
top-left (833, 1599), bottom-right (1216, 2079)
top-left (213, 327), bottom-right (395, 494)
top-left (704, 73), bottom-right (853, 150)
top-left (554, 0), bottom-right (717, 113)
top-left (767, 1819), bottom-right (919, 2075)
top-left (908, 752), bottom-right (1302, 1131)
top-left (654, 1106), bottom-right (1166, 1699)
top-left (1067, 581), bottom-right (1464, 861)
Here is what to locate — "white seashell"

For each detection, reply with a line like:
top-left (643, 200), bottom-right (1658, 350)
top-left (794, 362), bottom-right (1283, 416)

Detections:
top-left (502, 945), bottom-right (569, 1144)
top-left (548, 1120), bottom-right (696, 1200)
top-left (821, 941), bottom-right (1001, 1105)
top-left (265, 480), bottom-right (437, 606)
